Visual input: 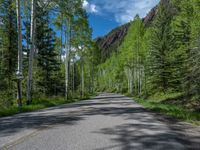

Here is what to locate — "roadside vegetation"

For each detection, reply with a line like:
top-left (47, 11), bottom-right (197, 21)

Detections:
top-left (0, 0), bottom-right (96, 117)
top-left (133, 92), bottom-right (200, 125)
top-left (94, 0), bottom-right (200, 124)
top-left (0, 94), bottom-right (94, 117)
top-left (1, 0), bottom-right (200, 124)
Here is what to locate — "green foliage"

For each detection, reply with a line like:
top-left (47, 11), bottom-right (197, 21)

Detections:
top-left (187, 0), bottom-right (200, 99)
top-left (135, 97), bottom-right (200, 125)
top-left (0, 0), bottom-right (199, 121)
top-left (96, 16), bottom-right (146, 95)
top-left (170, 0), bottom-right (193, 94)
top-left (147, 0), bottom-right (174, 93)
top-left (0, 96), bottom-right (85, 117)
top-left (0, 0), bottom-right (95, 110)
top-left (35, 4), bottom-right (62, 96)
top-left (93, 0), bottom-right (200, 114)
top-left (0, 0), bottom-right (18, 104)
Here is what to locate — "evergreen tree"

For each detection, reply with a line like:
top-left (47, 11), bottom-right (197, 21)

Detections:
top-left (0, 0), bottom-right (17, 106)
top-left (35, 4), bottom-right (60, 96)
top-left (171, 0), bottom-right (193, 93)
top-left (148, 0), bottom-right (174, 93)
top-left (187, 0), bottom-right (200, 99)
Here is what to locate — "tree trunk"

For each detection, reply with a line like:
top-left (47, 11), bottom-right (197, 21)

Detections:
top-left (27, 0), bottom-right (35, 105)
top-left (72, 58), bottom-right (75, 94)
top-left (60, 14), bottom-right (63, 62)
top-left (130, 68), bottom-right (133, 94)
top-left (65, 30), bottom-right (69, 100)
top-left (91, 63), bottom-right (94, 93)
top-left (16, 0), bottom-right (23, 107)
top-left (65, 19), bottom-right (71, 100)
top-left (81, 58), bottom-right (84, 98)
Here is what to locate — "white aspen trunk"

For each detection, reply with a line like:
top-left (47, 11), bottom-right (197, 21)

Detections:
top-left (139, 65), bottom-right (141, 96)
top-left (81, 58), bottom-right (84, 97)
top-left (91, 63), bottom-right (94, 93)
top-left (65, 45), bottom-right (69, 99)
top-left (125, 67), bottom-right (130, 93)
top-left (89, 65), bottom-right (92, 93)
top-left (132, 66), bottom-right (135, 94)
top-left (137, 50), bottom-right (140, 96)
top-left (16, 0), bottom-right (23, 107)
top-left (128, 68), bottom-right (131, 93)
top-left (134, 67), bottom-right (137, 94)
top-left (60, 14), bottom-right (63, 62)
top-left (65, 22), bottom-right (69, 100)
top-left (65, 17), bottom-right (72, 100)
top-left (127, 76), bottom-right (130, 94)
top-left (144, 67), bottom-right (147, 96)
top-left (130, 68), bottom-right (133, 94)
top-left (138, 66), bottom-right (140, 96)
top-left (72, 57), bottom-right (75, 94)
top-left (140, 67), bottom-right (144, 95)
top-left (27, 0), bottom-right (35, 104)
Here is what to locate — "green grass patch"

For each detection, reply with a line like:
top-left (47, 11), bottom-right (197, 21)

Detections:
top-left (0, 94), bottom-right (94, 118)
top-left (147, 92), bottom-right (183, 102)
top-left (135, 98), bottom-right (200, 125)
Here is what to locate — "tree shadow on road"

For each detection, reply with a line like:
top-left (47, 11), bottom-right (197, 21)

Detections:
top-left (0, 94), bottom-right (200, 149)
top-left (93, 122), bottom-right (200, 150)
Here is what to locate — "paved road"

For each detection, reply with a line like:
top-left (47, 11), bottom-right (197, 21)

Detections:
top-left (0, 93), bottom-right (200, 150)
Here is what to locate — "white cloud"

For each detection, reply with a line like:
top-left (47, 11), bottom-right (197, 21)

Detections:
top-left (83, 0), bottom-right (98, 13)
top-left (90, 0), bottom-right (160, 24)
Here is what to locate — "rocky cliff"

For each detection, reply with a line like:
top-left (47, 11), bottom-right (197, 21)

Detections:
top-left (95, 23), bottom-right (130, 62)
top-left (96, 4), bottom-right (158, 63)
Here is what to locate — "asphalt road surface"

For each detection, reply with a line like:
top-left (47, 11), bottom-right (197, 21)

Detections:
top-left (0, 93), bottom-right (200, 150)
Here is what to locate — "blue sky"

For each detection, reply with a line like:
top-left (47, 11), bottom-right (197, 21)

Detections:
top-left (83, 0), bottom-right (160, 38)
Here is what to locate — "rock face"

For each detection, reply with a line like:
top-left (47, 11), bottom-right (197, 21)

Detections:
top-left (96, 4), bottom-right (158, 63)
top-left (143, 6), bottom-right (158, 27)
top-left (96, 23), bottom-right (130, 63)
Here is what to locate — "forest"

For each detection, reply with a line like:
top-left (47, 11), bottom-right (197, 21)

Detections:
top-left (0, 0), bottom-right (200, 120)
top-left (96, 0), bottom-right (200, 115)
top-left (0, 0), bottom-right (96, 115)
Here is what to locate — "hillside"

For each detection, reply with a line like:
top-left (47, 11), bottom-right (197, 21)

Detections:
top-left (96, 0), bottom-right (200, 116)
top-left (96, 4), bottom-right (158, 63)
top-left (95, 23), bottom-right (130, 63)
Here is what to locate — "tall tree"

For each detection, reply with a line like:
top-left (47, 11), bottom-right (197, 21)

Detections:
top-left (171, 0), bottom-right (193, 93)
top-left (35, 3), bottom-right (60, 96)
top-left (187, 0), bottom-right (200, 99)
top-left (148, 0), bottom-right (174, 93)
top-left (0, 0), bottom-right (17, 106)
top-left (16, 0), bottom-right (23, 107)
top-left (72, 8), bottom-right (92, 97)
top-left (27, 0), bottom-right (35, 104)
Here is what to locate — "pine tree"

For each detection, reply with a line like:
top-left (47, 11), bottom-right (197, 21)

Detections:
top-left (171, 0), bottom-right (193, 93)
top-left (35, 4), bottom-right (60, 96)
top-left (187, 0), bottom-right (200, 99)
top-left (0, 0), bottom-right (17, 106)
top-left (27, 0), bottom-right (35, 104)
top-left (148, 0), bottom-right (174, 93)
top-left (16, 0), bottom-right (23, 107)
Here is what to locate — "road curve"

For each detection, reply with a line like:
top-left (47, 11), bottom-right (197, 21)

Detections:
top-left (0, 93), bottom-right (200, 150)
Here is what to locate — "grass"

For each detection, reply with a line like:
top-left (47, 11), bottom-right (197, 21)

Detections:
top-left (133, 93), bottom-right (200, 125)
top-left (0, 94), bottom-right (94, 118)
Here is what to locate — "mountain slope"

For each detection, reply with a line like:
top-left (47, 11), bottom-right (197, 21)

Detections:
top-left (96, 23), bottom-right (130, 63)
top-left (96, 5), bottom-right (158, 63)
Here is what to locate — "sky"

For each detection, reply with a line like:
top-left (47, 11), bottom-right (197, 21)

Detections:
top-left (83, 0), bottom-right (160, 38)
